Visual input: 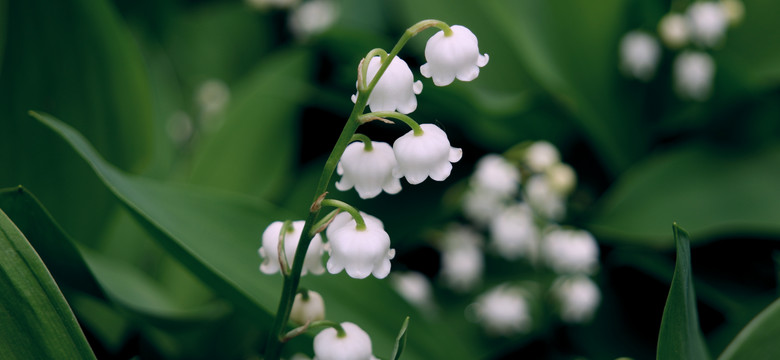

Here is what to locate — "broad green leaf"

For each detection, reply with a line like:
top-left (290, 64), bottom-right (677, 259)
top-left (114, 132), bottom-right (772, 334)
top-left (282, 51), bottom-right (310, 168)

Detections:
top-left (189, 49), bottom-right (311, 200)
top-left (0, 208), bottom-right (97, 360)
top-left (0, 186), bottom-right (233, 354)
top-left (588, 143), bottom-right (780, 248)
top-left (32, 111), bottom-right (483, 359)
top-left (718, 296), bottom-right (780, 360)
top-left (657, 224), bottom-right (710, 360)
top-left (0, 0), bottom-right (153, 243)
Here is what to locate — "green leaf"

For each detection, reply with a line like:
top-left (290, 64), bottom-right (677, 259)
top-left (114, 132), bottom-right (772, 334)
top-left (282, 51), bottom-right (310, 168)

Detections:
top-left (588, 143), bottom-right (780, 248)
top-left (718, 296), bottom-right (780, 360)
top-left (657, 224), bottom-right (710, 360)
top-left (391, 316), bottom-right (410, 360)
top-left (477, 0), bottom-right (645, 174)
top-left (0, 0), bottom-right (153, 243)
top-left (31, 112), bottom-right (484, 359)
top-left (0, 208), bottom-right (97, 360)
top-left (189, 49), bottom-right (312, 200)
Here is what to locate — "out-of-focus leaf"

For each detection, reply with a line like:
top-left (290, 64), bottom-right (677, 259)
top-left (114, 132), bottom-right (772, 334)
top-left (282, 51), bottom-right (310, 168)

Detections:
top-left (477, 0), bottom-right (645, 174)
top-left (0, 0), bottom-right (153, 242)
top-left (33, 112), bottom-right (484, 359)
top-left (189, 49), bottom-right (311, 200)
top-left (718, 296), bottom-right (780, 360)
top-left (718, 0), bottom-right (780, 91)
top-left (0, 186), bottom-right (233, 354)
top-left (588, 143), bottom-right (780, 248)
top-left (0, 208), bottom-right (97, 360)
top-left (163, 2), bottom-right (273, 90)
top-left (657, 224), bottom-right (710, 360)
top-left (0, 186), bottom-right (106, 300)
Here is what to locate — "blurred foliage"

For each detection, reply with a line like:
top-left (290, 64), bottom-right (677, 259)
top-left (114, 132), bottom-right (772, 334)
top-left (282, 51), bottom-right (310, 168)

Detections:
top-left (1, 0), bottom-right (780, 359)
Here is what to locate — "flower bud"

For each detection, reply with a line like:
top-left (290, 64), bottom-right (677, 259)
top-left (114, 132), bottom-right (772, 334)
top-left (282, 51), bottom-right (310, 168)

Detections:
top-left (290, 290), bottom-right (325, 325)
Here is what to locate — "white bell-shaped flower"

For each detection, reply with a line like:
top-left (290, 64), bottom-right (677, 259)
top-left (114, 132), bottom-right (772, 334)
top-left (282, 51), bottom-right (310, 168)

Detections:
top-left (325, 212), bottom-right (395, 279)
top-left (290, 290), bottom-right (326, 325)
top-left (673, 51), bottom-right (716, 101)
top-left (439, 225), bottom-right (484, 292)
top-left (471, 285), bottom-right (531, 335)
top-left (313, 322), bottom-right (378, 360)
top-left (619, 31), bottom-right (661, 81)
top-left (470, 154), bottom-right (520, 198)
top-left (392, 123), bottom-right (462, 185)
top-left (288, 0), bottom-right (339, 40)
top-left (658, 13), bottom-right (690, 49)
top-left (420, 25), bottom-right (489, 86)
top-left (462, 187), bottom-right (507, 227)
top-left (542, 228), bottom-right (599, 274)
top-left (721, 0), bottom-right (745, 26)
top-left (489, 204), bottom-right (540, 260)
top-left (552, 276), bottom-right (601, 323)
top-left (687, 1), bottom-right (728, 47)
top-left (545, 163), bottom-right (577, 196)
top-left (336, 141), bottom-right (401, 199)
top-left (390, 271), bottom-right (436, 311)
top-left (352, 56), bottom-right (422, 114)
top-left (524, 175), bottom-right (566, 220)
top-left (524, 141), bottom-right (561, 172)
top-left (259, 220), bottom-right (325, 275)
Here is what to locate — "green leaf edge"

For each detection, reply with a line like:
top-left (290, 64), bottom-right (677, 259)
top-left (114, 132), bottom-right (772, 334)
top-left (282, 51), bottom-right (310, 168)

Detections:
top-left (656, 223), bottom-right (711, 360)
top-left (0, 208), bottom-right (97, 359)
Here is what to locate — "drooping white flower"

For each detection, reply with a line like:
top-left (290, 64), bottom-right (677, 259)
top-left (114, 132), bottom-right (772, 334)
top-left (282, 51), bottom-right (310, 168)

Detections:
top-left (524, 141), bottom-right (561, 172)
top-left (619, 30), bottom-right (661, 81)
top-left (288, 0), bottom-right (339, 40)
top-left (658, 13), bottom-right (690, 49)
top-left (721, 0), bottom-right (745, 26)
top-left (336, 141), bottom-right (401, 199)
top-left (687, 1), bottom-right (729, 47)
top-left (325, 212), bottom-right (395, 279)
top-left (470, 154), bottom-right (520, 198)
top-left (673, 51), bottom-right (716, 101)
top-left (352, 56), bottom-right (422, 114)
top-left (393, 123), bottom-right (462, 184)
top-left (391, 271), bottom-right (436, 311)
top-left (524, 175), bottom-right (566, 220)
top-left (439, 225), bottom-right (484, 292)
top-left (541, 228), bottom-right (599, 275)
top-left (313, 322), bottom-right (378, 360)
top-left (420, 25), bottom-right (489, 86)
top-left (552, 276), bottom-right (601, 323)
top-left (545, 162), bottom-right (577, 196)
top-left (290, 290), bottom-right (326, 325)
top-left (259, 221), bottom-right (325, 275)
top-left (489, 204), bottom-right (539, 260)
top-left (461, 188), bottom-right (507, 227)
top-left (471, 285), bottom-right (532, 335)
top-left (195, 79), bottom-right (230, 117)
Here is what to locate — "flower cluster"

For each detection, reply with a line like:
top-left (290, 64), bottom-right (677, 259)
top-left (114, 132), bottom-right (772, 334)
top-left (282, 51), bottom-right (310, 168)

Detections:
top-left (619, 0), bottom-right (744, 101)
top-left (257, 21), bottom-right (488, 360)
top-left (393, 141), bottom-right (601, 337)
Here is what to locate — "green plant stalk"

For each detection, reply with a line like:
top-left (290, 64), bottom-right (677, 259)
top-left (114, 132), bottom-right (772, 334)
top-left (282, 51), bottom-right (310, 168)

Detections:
top-left (263, 19), bottom-right (451, 359)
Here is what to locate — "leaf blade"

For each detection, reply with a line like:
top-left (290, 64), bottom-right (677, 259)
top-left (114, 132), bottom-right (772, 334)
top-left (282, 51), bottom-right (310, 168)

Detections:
top-left (0, 208), bottom-right (96, 360)
top-left (656, 224), bottom-right (711, 360)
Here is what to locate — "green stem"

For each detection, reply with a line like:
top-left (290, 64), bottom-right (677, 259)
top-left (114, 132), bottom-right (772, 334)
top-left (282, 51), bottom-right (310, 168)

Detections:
top-left (360, 111), bottom-right (424, 136)
top-left (263, 19), bottom-right (448, 359)
top-left (350, 133), bottom-right (374, 151)
top-left (320, 199), bottom-right (367, 230)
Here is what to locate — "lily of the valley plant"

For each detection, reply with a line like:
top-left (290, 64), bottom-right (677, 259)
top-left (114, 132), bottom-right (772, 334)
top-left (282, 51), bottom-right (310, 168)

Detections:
top-left (256, 19), bottom-right (488, 359)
